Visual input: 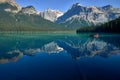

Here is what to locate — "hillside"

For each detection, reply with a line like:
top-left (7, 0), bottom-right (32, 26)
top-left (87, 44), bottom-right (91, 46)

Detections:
top-left (76, 17), bottom-right (120, 33)
top-left (56, 3), bottom-right (120, 28)
top-left (1, 1), bottom-right (120, 31)
top-left (0, 3), bottom-right (67, 31)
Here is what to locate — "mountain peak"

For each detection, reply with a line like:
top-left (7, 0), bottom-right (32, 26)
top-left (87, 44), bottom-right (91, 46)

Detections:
top-left (56, 3), bottom-right (120, 28)
top-left (105, 5), bottom-right (113, 7)
top-left (41, 9), bottom-right (63, 22)
top-left (71, 3), bottom-right (82, 9)
top-left (23, 6), bottom-right (35, 10)
top-left (69, 3), bottom-right (83, 11)
top-left (0, 0), bottom-right (21, 13)
top-left (74, 3), bottom-right (81, 6)
top-left (21, 5), bottom-right (40, 15)
top-left (46, 8), bottom-right (55, 12)
top-left (102, 5), bottom-right (113, 9)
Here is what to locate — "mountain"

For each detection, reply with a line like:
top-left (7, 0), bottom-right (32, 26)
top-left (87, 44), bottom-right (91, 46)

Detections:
top-left (0, 2), bottom-right (66, 31)
top-left (0, 0), bottom-right (21, 13)
top-left (56, 3), bottom-right (120, 29)
top-left (1, 1), bottom-right (120, 31)
top-left (40, 8), bottom-right (63, 22)
top-left (76, 17), bottom-right (120, 33)
top-left (21, 6), bottom-right (40, 15)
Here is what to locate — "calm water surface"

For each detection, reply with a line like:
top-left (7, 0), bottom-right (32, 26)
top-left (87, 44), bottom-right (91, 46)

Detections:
top-left (0, 33), bottom-right (120, 80)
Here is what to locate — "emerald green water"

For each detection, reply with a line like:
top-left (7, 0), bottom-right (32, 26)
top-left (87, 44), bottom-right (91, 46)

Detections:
top-left (0, 33), bottom-right (120, 80)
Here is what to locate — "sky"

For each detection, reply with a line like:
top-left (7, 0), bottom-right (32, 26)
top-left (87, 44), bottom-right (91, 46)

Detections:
top-left (15, 0), bottom-right (120, 12)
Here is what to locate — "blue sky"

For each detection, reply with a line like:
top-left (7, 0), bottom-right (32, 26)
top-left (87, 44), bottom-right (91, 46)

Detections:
top-left (15, 0), bottom-right (120, 12)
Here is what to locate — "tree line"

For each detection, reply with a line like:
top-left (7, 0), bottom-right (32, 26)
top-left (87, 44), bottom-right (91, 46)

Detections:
top-left (77, 17), bottom-right (120, 33)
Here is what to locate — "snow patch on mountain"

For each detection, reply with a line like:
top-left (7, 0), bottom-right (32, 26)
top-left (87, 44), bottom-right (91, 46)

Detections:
top-left (41, 8), bottom-right (63, 22)
top-left (56, 3), bottom-right (120, 27)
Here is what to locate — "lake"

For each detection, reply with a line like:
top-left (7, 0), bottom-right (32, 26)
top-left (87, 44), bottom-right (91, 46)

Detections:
top-left (0, 33), bottom-right (120, 80)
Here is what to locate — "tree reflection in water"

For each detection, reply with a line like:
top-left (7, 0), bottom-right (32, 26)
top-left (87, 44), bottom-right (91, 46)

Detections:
top-left (0, 33), bottom-right (120, 64)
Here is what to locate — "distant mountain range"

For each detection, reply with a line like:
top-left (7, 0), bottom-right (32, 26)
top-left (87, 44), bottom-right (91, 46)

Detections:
top-left (0, 0), bottom-right (66, 31)
top-left (0, 0), bottom-right (120, 31)
top-left (56, 3), bottom-right (120, 28)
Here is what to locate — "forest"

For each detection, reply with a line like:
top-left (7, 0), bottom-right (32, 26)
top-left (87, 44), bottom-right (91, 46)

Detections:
top-left (77, 17), bottom-right (120, 33)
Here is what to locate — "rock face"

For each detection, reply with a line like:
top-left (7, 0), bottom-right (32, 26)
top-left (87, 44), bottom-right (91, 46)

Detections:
top-left (21, 6), bottom-right (40, 15)
top-left (1, 1), bottom-right (120, 29)
top-left (0, 0), bottom-right (21, 13)
top-left (56, 3), bottom-right (120, 28)
top-left (40, 8), bottom-right (63, 22)
top-left (0, 0), bottom-right (8, 3)
top-left (0, 1), bottom-right (65, 31)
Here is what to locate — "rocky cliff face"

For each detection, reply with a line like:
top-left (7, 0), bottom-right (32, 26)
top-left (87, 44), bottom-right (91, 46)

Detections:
top-left (56, 3), bottom-right (120, 28)
top-left (1, 1), bottom-right (120, 29)
top-left (40, 8), bottom-right (63, 22)
top-left (21, 6), bottom-right (40, 15)
top-left (0, 0), bottom-right (21, 13)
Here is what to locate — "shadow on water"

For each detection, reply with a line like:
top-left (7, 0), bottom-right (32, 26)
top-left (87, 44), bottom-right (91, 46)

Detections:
top-left (0, 33), bottom-right (120, 80)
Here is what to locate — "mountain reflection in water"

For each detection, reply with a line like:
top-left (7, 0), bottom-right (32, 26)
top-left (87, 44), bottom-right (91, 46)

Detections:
top-left (0, 34), bottom-right (120, 80)
top-left (0, 33), bottom-right (120, 64)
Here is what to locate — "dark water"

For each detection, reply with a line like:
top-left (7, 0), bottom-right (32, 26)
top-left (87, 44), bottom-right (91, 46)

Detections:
top-left (0, 33), bottom-right (120, 80)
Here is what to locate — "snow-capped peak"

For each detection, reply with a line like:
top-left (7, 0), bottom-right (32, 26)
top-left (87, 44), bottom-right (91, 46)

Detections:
top-left (56, 3), bottom-right (120, 28)
top-left (69, 3), bottom-right (82, 10)
top-left (73, 3), bottom-right (81, 7)
top-left (41, 9), bottom-right (63, 22)
top-left (46, 8), bottom-right (55, 12)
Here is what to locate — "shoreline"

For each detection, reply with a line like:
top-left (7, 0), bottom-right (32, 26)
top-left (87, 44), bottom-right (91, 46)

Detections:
top-left (0, 31), bottom-right (76, 34)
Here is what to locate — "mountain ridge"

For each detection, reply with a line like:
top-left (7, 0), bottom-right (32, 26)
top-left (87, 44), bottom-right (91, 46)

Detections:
top-left (0, 0), bottom-right (21, 13)
top-left (0, 1), bottom-right (120, 31)
top-left (0, 2), bottom-right (67, 31)
top-left (56, 3), bottom-right (120, 28)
